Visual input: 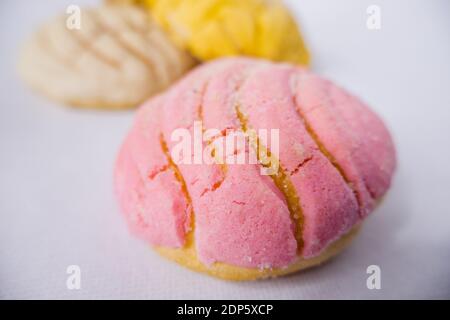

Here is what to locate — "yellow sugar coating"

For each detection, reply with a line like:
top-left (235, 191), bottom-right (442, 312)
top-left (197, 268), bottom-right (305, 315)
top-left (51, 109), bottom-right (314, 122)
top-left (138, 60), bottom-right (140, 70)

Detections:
top-left (138, 0), bottom-right (310, 65)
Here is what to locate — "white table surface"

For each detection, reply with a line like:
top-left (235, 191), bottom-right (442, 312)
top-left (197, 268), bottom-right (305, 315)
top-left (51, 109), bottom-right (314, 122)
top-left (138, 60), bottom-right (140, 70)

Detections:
top-left (1, 0), bottom-right (449, 299)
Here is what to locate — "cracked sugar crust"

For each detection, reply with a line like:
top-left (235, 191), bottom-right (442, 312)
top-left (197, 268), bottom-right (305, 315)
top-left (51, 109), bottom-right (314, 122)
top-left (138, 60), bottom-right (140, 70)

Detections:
top-left (114, 58), bottom-right (396, 273)
top-left (291, 71), bottom-right (397, 217)
top-left (18, 4), bottom-right (196, 109)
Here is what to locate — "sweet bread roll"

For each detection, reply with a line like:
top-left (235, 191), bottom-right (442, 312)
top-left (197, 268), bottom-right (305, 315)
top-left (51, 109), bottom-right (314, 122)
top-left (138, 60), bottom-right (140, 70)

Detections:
top-left (18, 4), bottom-right (196, 109)
top-left (111, 0), bottom-right (310, 65)
top-left (114, 58), bottom-right (396, 280)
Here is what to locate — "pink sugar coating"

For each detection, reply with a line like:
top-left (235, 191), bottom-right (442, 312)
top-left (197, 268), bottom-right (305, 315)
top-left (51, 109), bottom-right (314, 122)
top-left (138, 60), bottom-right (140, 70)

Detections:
top-left (114, 58), bottom-right (396, 269)
top-left (235, 65), bottom-right (360, 257)
top-left (115, 135), bottom-right (190, 248)
top-left (292, 72), bottom-right (396, 216)
top-left (195, 153), bottom-right (297, 268)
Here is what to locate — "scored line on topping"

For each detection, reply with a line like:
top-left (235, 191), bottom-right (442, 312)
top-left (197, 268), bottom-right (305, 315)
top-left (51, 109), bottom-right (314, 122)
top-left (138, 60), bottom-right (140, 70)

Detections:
top-left (235, 105), bottom-right (305, 254)
top-left (159, 133), bottom-right (196, 248)
top-left (89, 9), bottom-right (162, 80)
top-left (290, 72), bottom-right (364, 215)
top-left (69, 23), bottom-right (121, 69)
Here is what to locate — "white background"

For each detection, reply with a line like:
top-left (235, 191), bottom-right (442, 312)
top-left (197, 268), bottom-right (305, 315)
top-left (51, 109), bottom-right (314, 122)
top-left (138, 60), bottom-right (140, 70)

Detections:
top-left (1, 0), bottom-right (449, 299)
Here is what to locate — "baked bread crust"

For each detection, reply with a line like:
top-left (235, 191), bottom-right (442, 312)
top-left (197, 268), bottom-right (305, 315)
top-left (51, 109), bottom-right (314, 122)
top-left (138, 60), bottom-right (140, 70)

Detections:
top-left (156, 225), bottom-right (360, 281)
top-left (18, 4), bottom-right (195, 109)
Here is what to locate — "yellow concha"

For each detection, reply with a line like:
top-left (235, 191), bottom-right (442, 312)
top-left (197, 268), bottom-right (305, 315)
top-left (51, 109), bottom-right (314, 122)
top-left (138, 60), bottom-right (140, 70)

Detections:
top-left (141, 0), bottom-right (310, 65)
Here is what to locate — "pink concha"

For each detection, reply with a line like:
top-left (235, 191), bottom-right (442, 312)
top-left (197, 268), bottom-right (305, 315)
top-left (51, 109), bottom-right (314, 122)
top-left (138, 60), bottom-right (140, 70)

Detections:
top-left (114, 58), bottom-right (396, 269)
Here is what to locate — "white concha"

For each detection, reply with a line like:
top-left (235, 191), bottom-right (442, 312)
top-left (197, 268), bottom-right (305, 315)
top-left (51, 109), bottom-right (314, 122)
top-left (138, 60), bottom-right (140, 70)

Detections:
top-left (18, 4), bottom-right (196, 109)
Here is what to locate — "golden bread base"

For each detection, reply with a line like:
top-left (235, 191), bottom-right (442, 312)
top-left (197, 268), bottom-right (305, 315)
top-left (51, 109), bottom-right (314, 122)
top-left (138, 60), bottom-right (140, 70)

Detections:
top-left (155, 225), bottom-right (360, 281)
